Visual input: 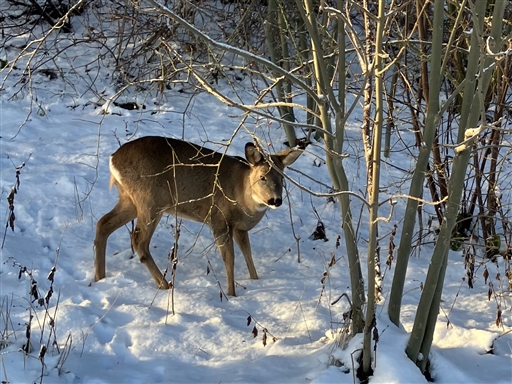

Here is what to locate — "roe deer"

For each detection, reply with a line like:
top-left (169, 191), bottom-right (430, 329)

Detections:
top-left (94, 136), bottom-right (302, 296)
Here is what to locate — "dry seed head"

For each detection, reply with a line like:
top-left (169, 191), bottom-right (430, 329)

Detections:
top-left (47, 266), bottom-right (56, 282)
top-left (483, 267), bottom-right (489, 284)
top-left (38, 344), bottom-right (47, 361)
top-left (495, 308), bottom-right (502, 327)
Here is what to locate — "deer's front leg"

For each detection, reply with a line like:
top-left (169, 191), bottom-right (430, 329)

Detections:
top-left (234, 229), bottom-right (258, 280)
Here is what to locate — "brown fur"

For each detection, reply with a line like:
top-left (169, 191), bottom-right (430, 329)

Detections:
top-left (94, 136), bottom-right (302, 296)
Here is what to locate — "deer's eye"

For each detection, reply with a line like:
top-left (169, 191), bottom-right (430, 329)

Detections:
top-left (260, 175), bottom-right (267, 182)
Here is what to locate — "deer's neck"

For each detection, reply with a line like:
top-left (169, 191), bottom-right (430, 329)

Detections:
top-left (240, 172), bottom-right (268, 216)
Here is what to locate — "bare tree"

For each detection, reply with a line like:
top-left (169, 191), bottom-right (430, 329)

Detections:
top-left (2, 0), bottom-right (511, 380)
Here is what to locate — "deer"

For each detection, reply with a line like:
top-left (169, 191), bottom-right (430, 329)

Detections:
top-left (94, 136), bottom-right (302, 296)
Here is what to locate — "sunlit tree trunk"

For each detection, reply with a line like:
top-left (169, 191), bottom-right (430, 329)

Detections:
top-left (264, 0), bottom-right (297, 146)
top-left (388, 0), bottom-right (445, 327)
top-left (406, 0), bottom-right (505, 373)
top-left (361, 0), bottom-right (385, 376)
top-left (296, 0), bottom-right (365, 336)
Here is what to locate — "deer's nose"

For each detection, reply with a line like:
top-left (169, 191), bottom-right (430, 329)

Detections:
top-left (268, 197), bottom-right (282, 207)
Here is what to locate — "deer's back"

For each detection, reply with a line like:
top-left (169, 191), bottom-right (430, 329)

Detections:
top-left (110, 136), bottom-right (255, 225)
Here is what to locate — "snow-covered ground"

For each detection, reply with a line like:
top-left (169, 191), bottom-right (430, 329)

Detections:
top-left (1, 6), bottom-right (511, 384)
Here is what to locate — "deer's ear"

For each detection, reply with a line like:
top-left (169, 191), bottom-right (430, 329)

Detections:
top-left (277, 148), bottom-right (303, 168)
top-left (245, 143), bottom-right (263, 165)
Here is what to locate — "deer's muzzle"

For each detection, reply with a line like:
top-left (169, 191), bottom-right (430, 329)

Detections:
top-left (268, 197), bottom-right (282, 207)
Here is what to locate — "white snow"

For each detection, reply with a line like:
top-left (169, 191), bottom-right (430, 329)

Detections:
top-left (1, 9), bottom-right (511, 384)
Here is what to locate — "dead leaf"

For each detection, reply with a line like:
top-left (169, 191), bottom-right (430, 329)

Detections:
top-left (483, 267), bottom-right (489, 284)
top-left (309, 221), bottom-right (328, 242)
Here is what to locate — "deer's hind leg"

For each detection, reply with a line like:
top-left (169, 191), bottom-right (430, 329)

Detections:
top-left (95, 194), bottom-right (137, 282)
top-left (132, 208), bottom-right (169, 289)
